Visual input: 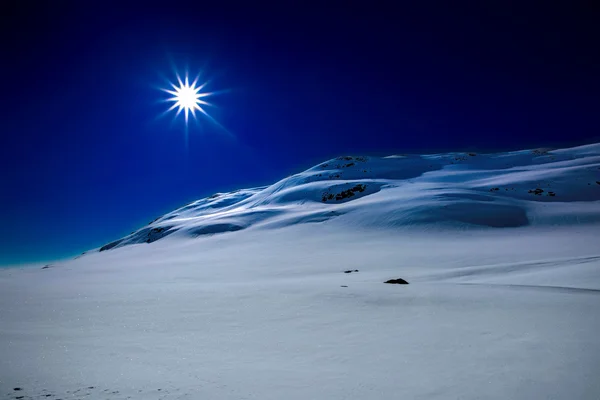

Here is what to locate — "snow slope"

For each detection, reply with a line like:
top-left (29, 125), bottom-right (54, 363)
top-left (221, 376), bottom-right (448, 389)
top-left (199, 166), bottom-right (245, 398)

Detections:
top-left (96, 144), bottom-right (600, 251)
top-left (1, 143), bottom-right (600, 399)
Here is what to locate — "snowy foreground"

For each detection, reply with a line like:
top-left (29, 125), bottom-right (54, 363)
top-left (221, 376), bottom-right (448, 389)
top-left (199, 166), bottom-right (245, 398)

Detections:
top-left (2, 144), bottom-right (600, 399)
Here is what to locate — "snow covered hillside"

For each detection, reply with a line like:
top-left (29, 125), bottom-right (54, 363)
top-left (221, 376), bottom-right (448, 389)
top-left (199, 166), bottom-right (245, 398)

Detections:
top-left (1, 143), bottom-right (600, 400)
top-left (98, 143), bottom-right (600, 252)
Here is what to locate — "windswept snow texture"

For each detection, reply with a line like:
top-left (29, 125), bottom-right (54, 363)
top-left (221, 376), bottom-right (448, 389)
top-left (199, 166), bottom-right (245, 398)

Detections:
top-left (96, 144), bottom-right (600, 251)
top-left (1, 143), bottom-right (600, 399)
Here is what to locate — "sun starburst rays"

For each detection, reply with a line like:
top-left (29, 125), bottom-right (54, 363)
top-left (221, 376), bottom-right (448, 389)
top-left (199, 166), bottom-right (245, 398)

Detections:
top-left (160, 73), bottom-right (215, 125)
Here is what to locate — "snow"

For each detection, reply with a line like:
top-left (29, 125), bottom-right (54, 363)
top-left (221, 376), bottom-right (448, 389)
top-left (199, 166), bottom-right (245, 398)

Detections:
top-left (1, 144), bottom-right (600, 399)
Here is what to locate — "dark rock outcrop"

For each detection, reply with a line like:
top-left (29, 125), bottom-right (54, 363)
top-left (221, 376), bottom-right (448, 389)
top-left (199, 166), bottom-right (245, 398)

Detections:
top-left (384, 278), bottom-right (409, 284)
top-left (528, 188), bottom-right (544, 195)
top-left (322, 184), bottom-right (367, 202)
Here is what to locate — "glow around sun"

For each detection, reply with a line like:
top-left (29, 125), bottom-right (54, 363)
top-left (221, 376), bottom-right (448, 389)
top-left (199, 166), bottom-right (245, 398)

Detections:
top-left (161, 73), bottom-right (214, 125)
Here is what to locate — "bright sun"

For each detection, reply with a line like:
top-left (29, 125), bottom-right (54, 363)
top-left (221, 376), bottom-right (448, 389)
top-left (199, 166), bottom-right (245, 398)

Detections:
top-left (161, 73), bottom-right (213, 125)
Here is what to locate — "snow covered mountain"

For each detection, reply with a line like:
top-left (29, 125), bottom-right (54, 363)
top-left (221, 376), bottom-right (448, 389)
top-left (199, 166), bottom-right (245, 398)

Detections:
top-left (98, 143), bottom-right (600, 252)
top-left (1, 143), bottom-right (600, 400)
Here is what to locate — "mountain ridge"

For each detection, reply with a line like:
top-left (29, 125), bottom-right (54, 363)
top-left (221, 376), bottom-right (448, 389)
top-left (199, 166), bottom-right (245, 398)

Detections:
top-left (97, 143), bottom-right (600, 252)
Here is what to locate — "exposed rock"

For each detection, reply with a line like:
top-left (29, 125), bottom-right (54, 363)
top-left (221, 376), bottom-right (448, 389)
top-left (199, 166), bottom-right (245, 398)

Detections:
top-left (528, 188), bottom-right (544, 195)
top-left (384, 278), bottom-right (409, 284)
top-left (343, 269), bottom-right (359, 273)
top-left (322, 184), bottom-right (367, 202)
top-left (335, 185), bottom-right (365, 200)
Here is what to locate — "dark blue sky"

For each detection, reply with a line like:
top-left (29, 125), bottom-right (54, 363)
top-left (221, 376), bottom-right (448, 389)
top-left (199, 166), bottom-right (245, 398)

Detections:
top-left (1, 2), bottom-right (598, 265)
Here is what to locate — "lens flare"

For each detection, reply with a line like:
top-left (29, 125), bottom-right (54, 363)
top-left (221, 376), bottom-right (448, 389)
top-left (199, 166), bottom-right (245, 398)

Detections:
top-left (160, 72), bottom-right (214, 125)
